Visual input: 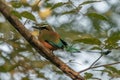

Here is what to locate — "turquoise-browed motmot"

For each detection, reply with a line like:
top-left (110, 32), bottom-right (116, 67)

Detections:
top-left (33, 24), bottom-right (67, 51)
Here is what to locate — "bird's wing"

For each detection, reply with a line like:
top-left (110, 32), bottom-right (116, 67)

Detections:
top-left (45, 40), bottom-right (58, 48)
top-left (60, 39), bottom-right (67, 47)
top-left (45, 40), bottom-right (66, 49)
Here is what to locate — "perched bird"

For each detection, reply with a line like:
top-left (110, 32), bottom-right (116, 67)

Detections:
top-left (32, 24), bottom-right (67, 51)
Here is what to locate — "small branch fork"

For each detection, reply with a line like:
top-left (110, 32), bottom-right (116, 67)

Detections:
top-left (79, 61), bottom-right (120, 73)
top-left (89, 54), bottom-right (103, 68)
top-left (79, 51), bottom-right (120, 73)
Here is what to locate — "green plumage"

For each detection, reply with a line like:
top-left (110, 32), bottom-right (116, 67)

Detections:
top-left (33, 24), bottom-right (67, 50)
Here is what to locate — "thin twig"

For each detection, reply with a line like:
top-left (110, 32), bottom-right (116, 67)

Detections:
top-left (78, 53), bottom-right (104, 73)
top-left (78, 50), bottom-right (105, 73)
top-left (89, 54), bottom-right (103, 68)
top-left (69, 0), bottom-right (82, 12)
top-left (23, 19), bottom-right (29, 25)
top-left (68, 0), bottom-right (77, 8)
top-left (79, 61), bottom-right (120, 73)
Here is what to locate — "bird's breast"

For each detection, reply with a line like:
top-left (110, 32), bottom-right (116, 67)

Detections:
top-left (41, 41), bottom-right (57, 50)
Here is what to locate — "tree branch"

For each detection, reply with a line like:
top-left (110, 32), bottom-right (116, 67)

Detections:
top-left (0, 1), bottom-right (84, 80)
top-left (89, 54), bottom-right (103, 68)
top-left (79, 61), bottom-right (120, 73)
top-left (79, 54), bottom-right (103, 73)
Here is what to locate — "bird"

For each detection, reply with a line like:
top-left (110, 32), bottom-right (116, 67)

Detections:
top-left (32, 24), bottom-right (67, 51)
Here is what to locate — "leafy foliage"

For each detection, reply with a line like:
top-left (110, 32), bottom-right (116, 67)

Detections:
top-left (61, 8), bottom-right (81, 15)
top-left (0, 0), bottom-right (120, 80)
top-left (21, 11), bottom-right (36, 21)
top-left (0, 61), bottom-right (18, 72)
top-left (51, 2), bottom-right (67, 9)
top-left (80, 1), bottom-right (101, 6)
top-left (10, 1), bottom-right (22, 8)
top-left (84, 72), bottom-right (93, 79)
top-left (87, 13), bottom-right (108, 21)
top-left (74, 35), bottom-right (101, 45)
top-left (103, 66), bottom-right (120, 78)
top-left (105, 31), bottom-right (120, 49)
top-left (11, 10), bottom-right (22, 19)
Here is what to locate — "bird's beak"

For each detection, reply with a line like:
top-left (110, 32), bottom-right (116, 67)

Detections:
top-left (32, 26), bottom-right (40, 29)
top-left (32, 26), bottom-right (49, 30)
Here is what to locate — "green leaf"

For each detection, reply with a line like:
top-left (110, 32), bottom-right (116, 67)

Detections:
top-left (105, 31), bottom-right (120, 49)
top-left (0, 62), bottom-right (18, 72)
top-left (65, 45), bottom-right (81, 53)
top-left (87, 13), bottom-right (108, 21)
top-left (104, 66), bottom-right (120, 77)
top-left (74, 35), bottom-right (101, 45)
top-left (62, 10), bottom-right (75, 15)
top-left (84, 72), bottom-right (93, 79)
top-left (80, 1), bottom-right (101, 6)
top-left (32, 4), bottom-right (39, 11)
top-left (21, 1), bottom-right (30, 7)
top-left (21, 11), bottom-right (36, 21)
top-left (104, 66), bottom-right (118, 72)
top-left (61, 9), bottom-right (78, 15)
top-left (10, 1), bottom-right (22, 8)
top-left (51, 2), bottom-right (66, 9)
top-left (22, 77), bottom-right (29, 80)
top-left (11, 10), bottom-right (21, 19)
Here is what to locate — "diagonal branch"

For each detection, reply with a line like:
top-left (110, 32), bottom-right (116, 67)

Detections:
top-left (89, 54), bottom-right (103, 68)
top-left (79, 54), bottom-right (103, 73)
top-left (0, 1), bottom-right (84, 80)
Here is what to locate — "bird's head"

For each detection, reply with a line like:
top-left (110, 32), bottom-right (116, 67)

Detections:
top-left (32, 24), bottom-right (54, 31)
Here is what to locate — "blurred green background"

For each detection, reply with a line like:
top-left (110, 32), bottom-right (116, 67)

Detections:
top-left (0, 0), bottom-right (120, 80)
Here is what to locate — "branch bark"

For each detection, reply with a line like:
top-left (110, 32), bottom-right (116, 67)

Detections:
top-left (0, 1), bottom-right (84, 80)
